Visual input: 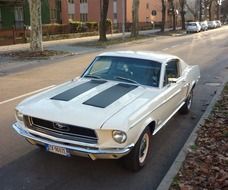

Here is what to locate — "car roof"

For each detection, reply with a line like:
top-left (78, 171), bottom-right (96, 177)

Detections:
top-left (98, 51), bottom-right (178, 63)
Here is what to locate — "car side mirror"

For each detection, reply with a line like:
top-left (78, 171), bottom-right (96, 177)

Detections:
top-left (168, 78), bottom-right (178, 83)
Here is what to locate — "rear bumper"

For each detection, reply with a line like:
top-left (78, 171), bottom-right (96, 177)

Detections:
top-left (12, 122), bottom-right (134, 160)
top-left (186, 28), bottom-right (199, 32)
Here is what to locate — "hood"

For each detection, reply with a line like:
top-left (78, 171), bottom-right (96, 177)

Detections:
top-left (18, 79), bottom-right (149, 129)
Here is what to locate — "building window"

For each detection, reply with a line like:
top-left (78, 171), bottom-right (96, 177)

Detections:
top-left (146, 3), bottom-right (149, 9)
top-left (80, 13), bottom-right (88, 22)
top-left (15, 7), bottom-right (24, 29)
top-left (113, 0), bottom-right (117, 13)
top-left (114, 13), bottom-right (117, 20)
top-left (80, 0), bottom-right (88, 20)
top-left (50, 8), bottom-right (57, 21)
top-left (80, 0), bottom-right (87, 3)
top-left (68, 0), bottom-right (75, 19)
top-left (113, 0), bottom-right (117, 27)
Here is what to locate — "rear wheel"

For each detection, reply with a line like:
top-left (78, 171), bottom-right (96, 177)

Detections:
top-left (121, 127), bottom-right (152, 172)
top-left (179, 90), bottom-right (193, 114)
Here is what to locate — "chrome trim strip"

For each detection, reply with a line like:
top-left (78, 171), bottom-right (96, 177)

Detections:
top-left (12, 123), bottom-right (134, 155)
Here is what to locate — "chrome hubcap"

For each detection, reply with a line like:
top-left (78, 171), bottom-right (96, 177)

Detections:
top-left (139, 133), bottom-right (149, 164)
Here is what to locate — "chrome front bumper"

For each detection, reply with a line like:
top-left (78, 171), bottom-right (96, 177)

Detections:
top-left (12, 123), bottom-right (134, 160)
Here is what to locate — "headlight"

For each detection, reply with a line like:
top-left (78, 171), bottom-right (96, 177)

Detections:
top-left (15, 110), bottom-right (23, 121)
top-left (112, 130), bottom-right (127, 144)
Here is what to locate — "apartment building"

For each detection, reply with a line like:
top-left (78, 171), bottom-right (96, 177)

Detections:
top-left (0, 0), bottom-right (181, 29)
top-left (61, 0), bottom-right (181, 28)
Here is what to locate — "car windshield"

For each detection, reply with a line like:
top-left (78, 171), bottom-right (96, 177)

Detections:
top-left (83, 56), bottom-right (161, 87)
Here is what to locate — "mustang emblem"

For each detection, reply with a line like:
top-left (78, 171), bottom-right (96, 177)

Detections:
top-left (53, 123), bottom-right (70, 132)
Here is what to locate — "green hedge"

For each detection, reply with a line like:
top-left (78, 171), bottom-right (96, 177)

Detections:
top-left (69, 20), bottom-right (98, 33)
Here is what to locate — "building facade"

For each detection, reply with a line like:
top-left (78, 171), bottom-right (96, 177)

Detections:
top-left (61, 0), bottom-right (181, 28)
top-left (0, 0), bottom-right (61, 29)
top-left (0, 0), bottom-right (182, 29)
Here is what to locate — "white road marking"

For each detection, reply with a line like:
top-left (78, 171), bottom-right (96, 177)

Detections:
top-left (0, 85), bottom-right (56, 105)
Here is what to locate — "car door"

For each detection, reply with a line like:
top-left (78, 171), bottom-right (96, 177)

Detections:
top-left (161, 59), bottom-right (187, 118)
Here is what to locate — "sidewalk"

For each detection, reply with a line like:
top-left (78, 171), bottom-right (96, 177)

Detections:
top-left (0, 28), bottom-right (173, 54)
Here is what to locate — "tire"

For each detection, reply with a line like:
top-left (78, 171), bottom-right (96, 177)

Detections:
top-left (121, 127), bottom-right (152, 172)
top-left (179, 90), bottom-right (193, 114)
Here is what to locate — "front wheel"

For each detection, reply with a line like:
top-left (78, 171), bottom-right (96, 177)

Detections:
top-left (121, 127), bottom-right (152, 172)
top-left (179, 90), bottom-right (193, 114)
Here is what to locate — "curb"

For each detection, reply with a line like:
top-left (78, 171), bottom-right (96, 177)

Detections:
top-left (156, 80), bottom-right (228, 190)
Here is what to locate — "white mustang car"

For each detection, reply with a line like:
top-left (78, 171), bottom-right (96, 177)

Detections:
top-left (13, 51), bottom-right (200, 171)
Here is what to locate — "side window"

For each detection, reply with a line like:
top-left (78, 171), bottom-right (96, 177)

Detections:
top-left (163, 59), bottom-right (180, 86)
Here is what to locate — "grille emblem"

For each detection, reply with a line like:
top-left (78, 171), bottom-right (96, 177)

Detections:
top-left (53, 123), bottom-right (70, 132)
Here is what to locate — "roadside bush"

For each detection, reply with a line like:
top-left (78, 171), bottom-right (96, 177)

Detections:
top-left (86, 22), bottom-right (98, 32)
top-left (42, 23), bottom-right (71, 35)
top-left (69, 20), bottom-right (98, 33)
top-left (69, 20), bottom-right (84, 32)
top-left (106, 19), bottom-right (112, 32)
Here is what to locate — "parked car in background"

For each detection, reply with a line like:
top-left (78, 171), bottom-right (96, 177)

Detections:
top-left (215, 20), bottom-right (222, 27)
top-left (12, 51), bottom-right (200, 171)
top-left (186, 22), bottom-right (201, 33)
top-left (200, 21), bottom-right (208, 31)
top-left (207, 21), bottom-right (217, 29)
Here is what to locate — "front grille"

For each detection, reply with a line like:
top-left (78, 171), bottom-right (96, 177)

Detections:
top-left (23, 116), bottom-right (98, 144)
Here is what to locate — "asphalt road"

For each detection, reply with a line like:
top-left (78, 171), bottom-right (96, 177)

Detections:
top-left (0, 26), bottom-right (228, 190)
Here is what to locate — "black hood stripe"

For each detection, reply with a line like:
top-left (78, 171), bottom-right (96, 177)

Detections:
top-left (51, 80), bottom-right (107, 101)
top-left (83, 83), bottom-right (138, 108)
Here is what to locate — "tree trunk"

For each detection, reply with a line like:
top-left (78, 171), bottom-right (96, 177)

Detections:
top-left (209, 1), bottom-right (213, 20)
top-left (179, 0), bottom-right (186, 30)
top-left (161, 0), bottom-right (166, 32)
top-left (131, 0), bottom-right (140, 38)
top-left (99, 0), bottom-right (109, 42)
top-left (199, 0), bottom-right (203, 22)
top-left (217, 2), bottom-right (221, 20)
top-left (170, 0), bottom-right (176, 31)
top-left (29, 0), bottom-right (43, 52)
top-left (180, 11), bottom-right (185, 29)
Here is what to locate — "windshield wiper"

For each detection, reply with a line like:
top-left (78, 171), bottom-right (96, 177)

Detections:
top-left (84, 74), bottom-right (103, 80)
top-left (114, 76), bottom-right (140, 85)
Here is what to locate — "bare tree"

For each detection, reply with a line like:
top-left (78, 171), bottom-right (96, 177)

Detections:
top-left (131, 0), bottom-right (140, 37)
top-left (221, 0), bottom-right (228, 21)
top-left (186, 2), bottom-right (198, 20)
top-left (216, 0), bottom-right (223, 19)
top-left (99, 0), bottom-right (109, 41)
top-left (170, 0), bottom-right (176, 30)
top-left (29, 0), bottom-right (43, 52)
top-left (161, 0), bottom-right (166, 32)
top-left (203, 0), bottom-right (216, 20)
top-left (179, 0), bottom-right (186, 29)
